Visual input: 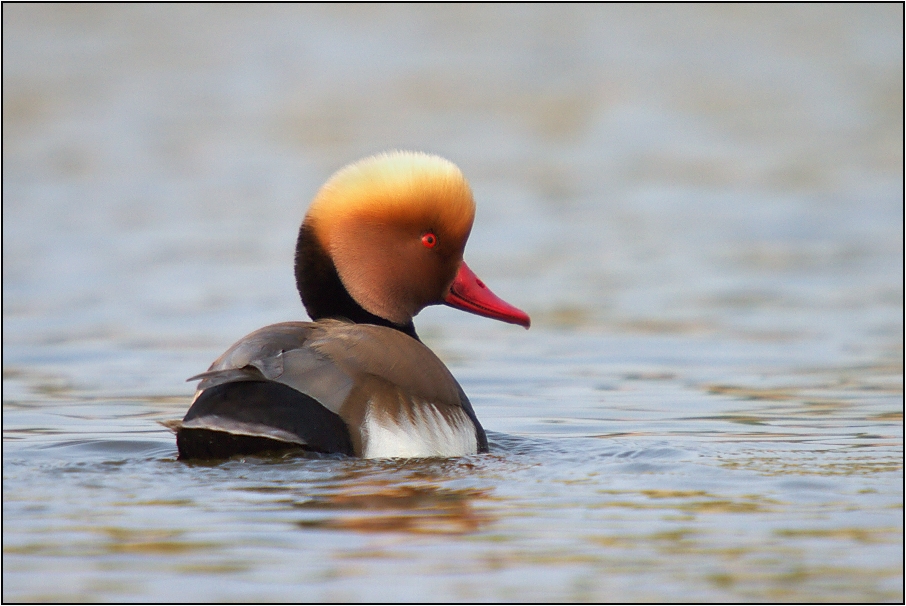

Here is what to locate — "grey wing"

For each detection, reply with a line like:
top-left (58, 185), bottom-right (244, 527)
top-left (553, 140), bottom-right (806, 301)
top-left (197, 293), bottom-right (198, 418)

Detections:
top-left (176, 321), bottom-right (357, 459)
top-left (188, 321), bottom-right (353, 415)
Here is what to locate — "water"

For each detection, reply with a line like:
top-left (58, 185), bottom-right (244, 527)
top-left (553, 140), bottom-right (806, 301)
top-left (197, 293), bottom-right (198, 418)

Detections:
top-left (3, 4), bottom-right (903, 602)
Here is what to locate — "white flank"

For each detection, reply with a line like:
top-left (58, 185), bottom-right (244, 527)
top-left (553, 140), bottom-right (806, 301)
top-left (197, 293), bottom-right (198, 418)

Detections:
top-left (361, 399), bottom-right (477, 459)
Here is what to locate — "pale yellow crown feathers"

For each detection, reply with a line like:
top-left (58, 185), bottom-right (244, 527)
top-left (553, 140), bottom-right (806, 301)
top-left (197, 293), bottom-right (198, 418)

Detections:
top-left (306, 151), bottom-right (476, 248)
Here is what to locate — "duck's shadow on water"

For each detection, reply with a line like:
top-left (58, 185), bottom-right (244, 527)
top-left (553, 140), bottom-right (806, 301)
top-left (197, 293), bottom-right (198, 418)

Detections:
top-left (14, 431), bottom-right (693, 537)
top-left (181, 432), bottom-right (690, 535)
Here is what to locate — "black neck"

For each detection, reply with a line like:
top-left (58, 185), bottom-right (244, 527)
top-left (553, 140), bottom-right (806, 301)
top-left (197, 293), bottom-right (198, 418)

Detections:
top-left (294, 223), bottom-right (419, 341)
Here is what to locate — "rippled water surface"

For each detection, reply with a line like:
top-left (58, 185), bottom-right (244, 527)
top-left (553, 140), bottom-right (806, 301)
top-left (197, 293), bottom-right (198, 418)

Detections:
top-left (3, 5), bottom-right (903, 602)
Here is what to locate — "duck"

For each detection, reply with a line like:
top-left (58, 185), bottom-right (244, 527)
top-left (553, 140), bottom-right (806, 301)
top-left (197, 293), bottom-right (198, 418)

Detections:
top-left (174, 151), bottom-right (530, 460)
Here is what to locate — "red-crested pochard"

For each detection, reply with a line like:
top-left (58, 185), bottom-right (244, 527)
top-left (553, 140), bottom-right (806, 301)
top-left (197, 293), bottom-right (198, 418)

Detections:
top-left (174, 151), bottom-right (530, 459)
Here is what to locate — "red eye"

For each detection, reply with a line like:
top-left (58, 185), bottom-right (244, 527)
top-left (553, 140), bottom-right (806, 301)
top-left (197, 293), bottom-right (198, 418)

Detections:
top-left (421, 233), bottom-right (437, 248)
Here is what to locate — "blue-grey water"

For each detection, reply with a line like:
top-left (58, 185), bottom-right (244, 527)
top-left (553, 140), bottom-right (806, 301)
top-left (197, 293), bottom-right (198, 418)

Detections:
top-left (3, 4), bottom-right (903, 602)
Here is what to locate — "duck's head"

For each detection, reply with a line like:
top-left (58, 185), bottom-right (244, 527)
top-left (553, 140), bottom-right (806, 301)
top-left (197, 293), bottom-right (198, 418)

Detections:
top-left (294, 151), bottom-right (530, 337)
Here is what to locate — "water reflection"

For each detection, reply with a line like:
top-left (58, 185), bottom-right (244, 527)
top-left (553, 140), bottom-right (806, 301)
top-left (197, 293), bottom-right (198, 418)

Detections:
top-left (294, 484), bottom-right (493, 535)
